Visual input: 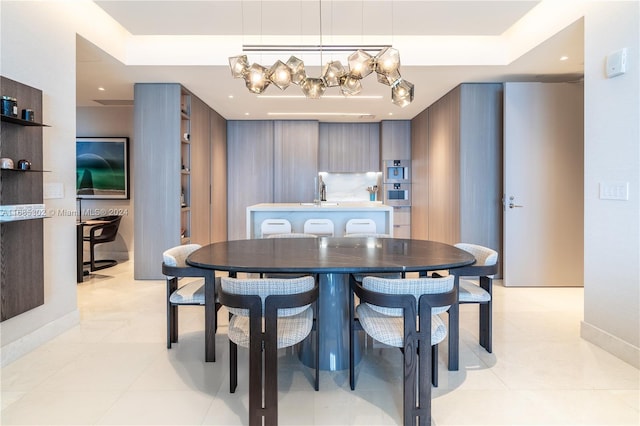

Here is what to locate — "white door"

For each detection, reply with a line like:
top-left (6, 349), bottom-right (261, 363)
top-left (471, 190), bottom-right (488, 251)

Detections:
top-left (503, 82), bottom-right (584, 287)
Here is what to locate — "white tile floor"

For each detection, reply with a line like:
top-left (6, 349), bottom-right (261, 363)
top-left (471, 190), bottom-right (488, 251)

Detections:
top-left (1, 261), bottom-right (638, 425)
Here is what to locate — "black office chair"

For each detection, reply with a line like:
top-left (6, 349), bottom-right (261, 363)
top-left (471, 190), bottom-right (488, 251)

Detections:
top-left (83, 215), bottom-right (122, 273)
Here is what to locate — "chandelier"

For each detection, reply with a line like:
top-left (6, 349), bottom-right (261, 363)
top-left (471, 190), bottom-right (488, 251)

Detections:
top-left (229, 46), bottom-right (413, 107)
top-left (228, 1), bottom-right (414, 107)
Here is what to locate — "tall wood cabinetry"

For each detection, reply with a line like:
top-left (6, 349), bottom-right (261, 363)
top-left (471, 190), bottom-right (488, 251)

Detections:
top-left (411, 83), bottom-right (503, 264)
top-left (227, 121), bottom-right (274, 241)
top-left (226, 120), bottom-right (319, 240)
top-left (0, 77), bottom-right (46, 321)
top-left (319, 123), bottom-right (380, 172)
top-left (209, 109), bottom-right (227, 244)
top-left (134, 83), bottom-right (226, 279)
top-left (380, 120), bottom-right (411, 238)
top-left (410, 109), bottom-right (429, 238)
top-left (274, 121), bottom-right (319, 203)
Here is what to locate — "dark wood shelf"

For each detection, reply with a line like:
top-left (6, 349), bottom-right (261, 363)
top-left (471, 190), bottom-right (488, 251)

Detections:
top-left (1, 168), bottom-right (50, 173)
top-left (1, 76), bottom-right (46, 322)
top-left (1, 114), bottom-right (49, 127)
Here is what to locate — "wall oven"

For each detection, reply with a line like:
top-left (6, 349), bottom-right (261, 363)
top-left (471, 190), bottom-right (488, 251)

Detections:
top-left (383, 160), bottom-right (411, 206)
top-left (383, 182), bottom-right (411, 206)
top-left (383, 159), bottom-right (411, 184)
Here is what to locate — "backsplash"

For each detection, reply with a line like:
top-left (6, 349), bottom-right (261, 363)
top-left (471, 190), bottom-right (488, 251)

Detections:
top-left (319, 172), bottom-right (382, 202)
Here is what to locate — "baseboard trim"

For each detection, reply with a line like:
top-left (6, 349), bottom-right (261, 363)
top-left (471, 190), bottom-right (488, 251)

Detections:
top-left (580, 321), bottom-right (640, 369)
top-left (0, 309), bottom-right (80, 367)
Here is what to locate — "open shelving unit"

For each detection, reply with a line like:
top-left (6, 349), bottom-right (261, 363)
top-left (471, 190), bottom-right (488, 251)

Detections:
top-left (180, 89), bottom-right (191, 244)
top-left (0, 76), bottom-right (47, 321)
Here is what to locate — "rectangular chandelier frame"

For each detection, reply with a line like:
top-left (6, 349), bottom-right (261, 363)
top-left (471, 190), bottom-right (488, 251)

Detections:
top-left (242, 44), bottom-right (391, 53)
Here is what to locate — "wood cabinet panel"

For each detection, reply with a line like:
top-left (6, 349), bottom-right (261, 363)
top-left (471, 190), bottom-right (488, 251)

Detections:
top-left (227, 121), bottom-right (274, 240)
top-left (412, 83), bottom-right (503, 271)
top-left (210, 109), bottom-right (227, 243)
top-left (134, 83), bottom-right (182, 279)
top-left (410, 110), bottom-right (429, 239)
top-left (319, 123), bottom-right (380, 172)
top-left (190, 95), bottom-right (211, 246)
top-left (134, 84), bottom-right (227, 277)
top-left (380, 120), bottom-right (411, 160)
top-left (428, 85), bottom-right (461, 245)
top-left (273, 121), bottom-right (318, 203)
top-left (459, 84), bottom-right (503, 253)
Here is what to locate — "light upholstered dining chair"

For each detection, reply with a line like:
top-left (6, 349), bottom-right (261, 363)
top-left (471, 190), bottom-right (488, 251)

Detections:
top-left (349, 275), bottom-right (456, 426)
top-left (303, 218), bottom-right (334, 236)
top-left (162, 244), bottom-right (222, 361)
top-left (219, 275), bottom-right (319, 426)
top-left (345, 218), bottom-right (377, 235)
top-left (451, 243), bottom-right (499, 353)
top-left (260, 218), bottom-right (292, 238)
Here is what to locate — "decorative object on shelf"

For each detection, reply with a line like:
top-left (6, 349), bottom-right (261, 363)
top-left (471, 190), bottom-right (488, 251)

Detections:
top-left (1, 95), bottom-right (18, 117)
top-left (17, 159), bottom-right (31, 170)
top-left (76, 137), bottom-right (130, 199)
top-left (228, 0), bottom-right (413, 107)
top-left (0, 158), bottom-right (14, 169)
top-left (21, 108), bottom-right (34, 121)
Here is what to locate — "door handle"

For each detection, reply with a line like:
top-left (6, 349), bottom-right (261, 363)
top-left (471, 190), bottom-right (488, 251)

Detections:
top-left (508, 196), bottom-right (523, 209)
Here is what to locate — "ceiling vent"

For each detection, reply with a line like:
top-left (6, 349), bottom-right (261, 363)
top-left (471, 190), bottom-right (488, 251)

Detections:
top-left (92, 99), bottom-right (134, 106)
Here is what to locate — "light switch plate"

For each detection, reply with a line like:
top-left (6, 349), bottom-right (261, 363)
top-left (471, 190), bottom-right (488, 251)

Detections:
top-left (44, 182), bottom-right (64, 199)
top-left (606, 48), bottom-right (627, 78)
top-left (599, 181), bottom-right (629, 200)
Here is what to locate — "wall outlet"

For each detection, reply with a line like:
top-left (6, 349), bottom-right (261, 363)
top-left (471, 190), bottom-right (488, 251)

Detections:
top-left (599, 181), bottom-right (629, 200)
top-left (44, 182), bottom-right (64, 199)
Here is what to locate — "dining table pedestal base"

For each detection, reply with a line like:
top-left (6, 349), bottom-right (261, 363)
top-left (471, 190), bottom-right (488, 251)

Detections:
top-left (298, 273), bottom-right (363, 371)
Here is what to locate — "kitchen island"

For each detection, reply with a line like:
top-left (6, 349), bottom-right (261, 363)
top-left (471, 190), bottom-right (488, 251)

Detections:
top-left (246, 202), bottom-right (394, 238)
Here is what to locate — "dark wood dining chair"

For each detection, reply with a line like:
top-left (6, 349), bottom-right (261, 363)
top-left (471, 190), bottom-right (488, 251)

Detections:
top-left (349, 275), bottom-right (457, 426)
top-left (162, 244), bottom-right (222, 361)
top-left (451, 243), bottom-right (499, 353)
top-left (219, 275), bottom-right (320, 426)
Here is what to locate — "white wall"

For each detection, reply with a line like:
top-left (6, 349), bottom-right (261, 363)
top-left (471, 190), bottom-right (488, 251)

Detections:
top-left (1, 1), bottom-right (80, 365)
top-left (76, 106), bottom-right (134, 260)
top-left (581, 1), bottom-right (640, 367)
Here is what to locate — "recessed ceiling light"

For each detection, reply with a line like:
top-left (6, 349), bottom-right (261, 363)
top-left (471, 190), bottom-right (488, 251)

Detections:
top-left (228, 95), bottom-right (234, 99)
top-left (244, 112), bottom-right (250, 116)
top-left (98, 87), bottom-right (105, 91)
top-left (388, 112), bottom-right (393, 116)
top-left (560, 56), bottom-right (569, 61)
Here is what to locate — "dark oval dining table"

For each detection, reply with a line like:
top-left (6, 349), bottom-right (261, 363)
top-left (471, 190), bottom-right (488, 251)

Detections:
top-left (187, 237), bottom-right (475, 370)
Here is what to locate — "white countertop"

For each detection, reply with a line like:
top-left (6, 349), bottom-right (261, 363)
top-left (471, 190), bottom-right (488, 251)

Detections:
top-left (247, 202), bottom-right (392, 212)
